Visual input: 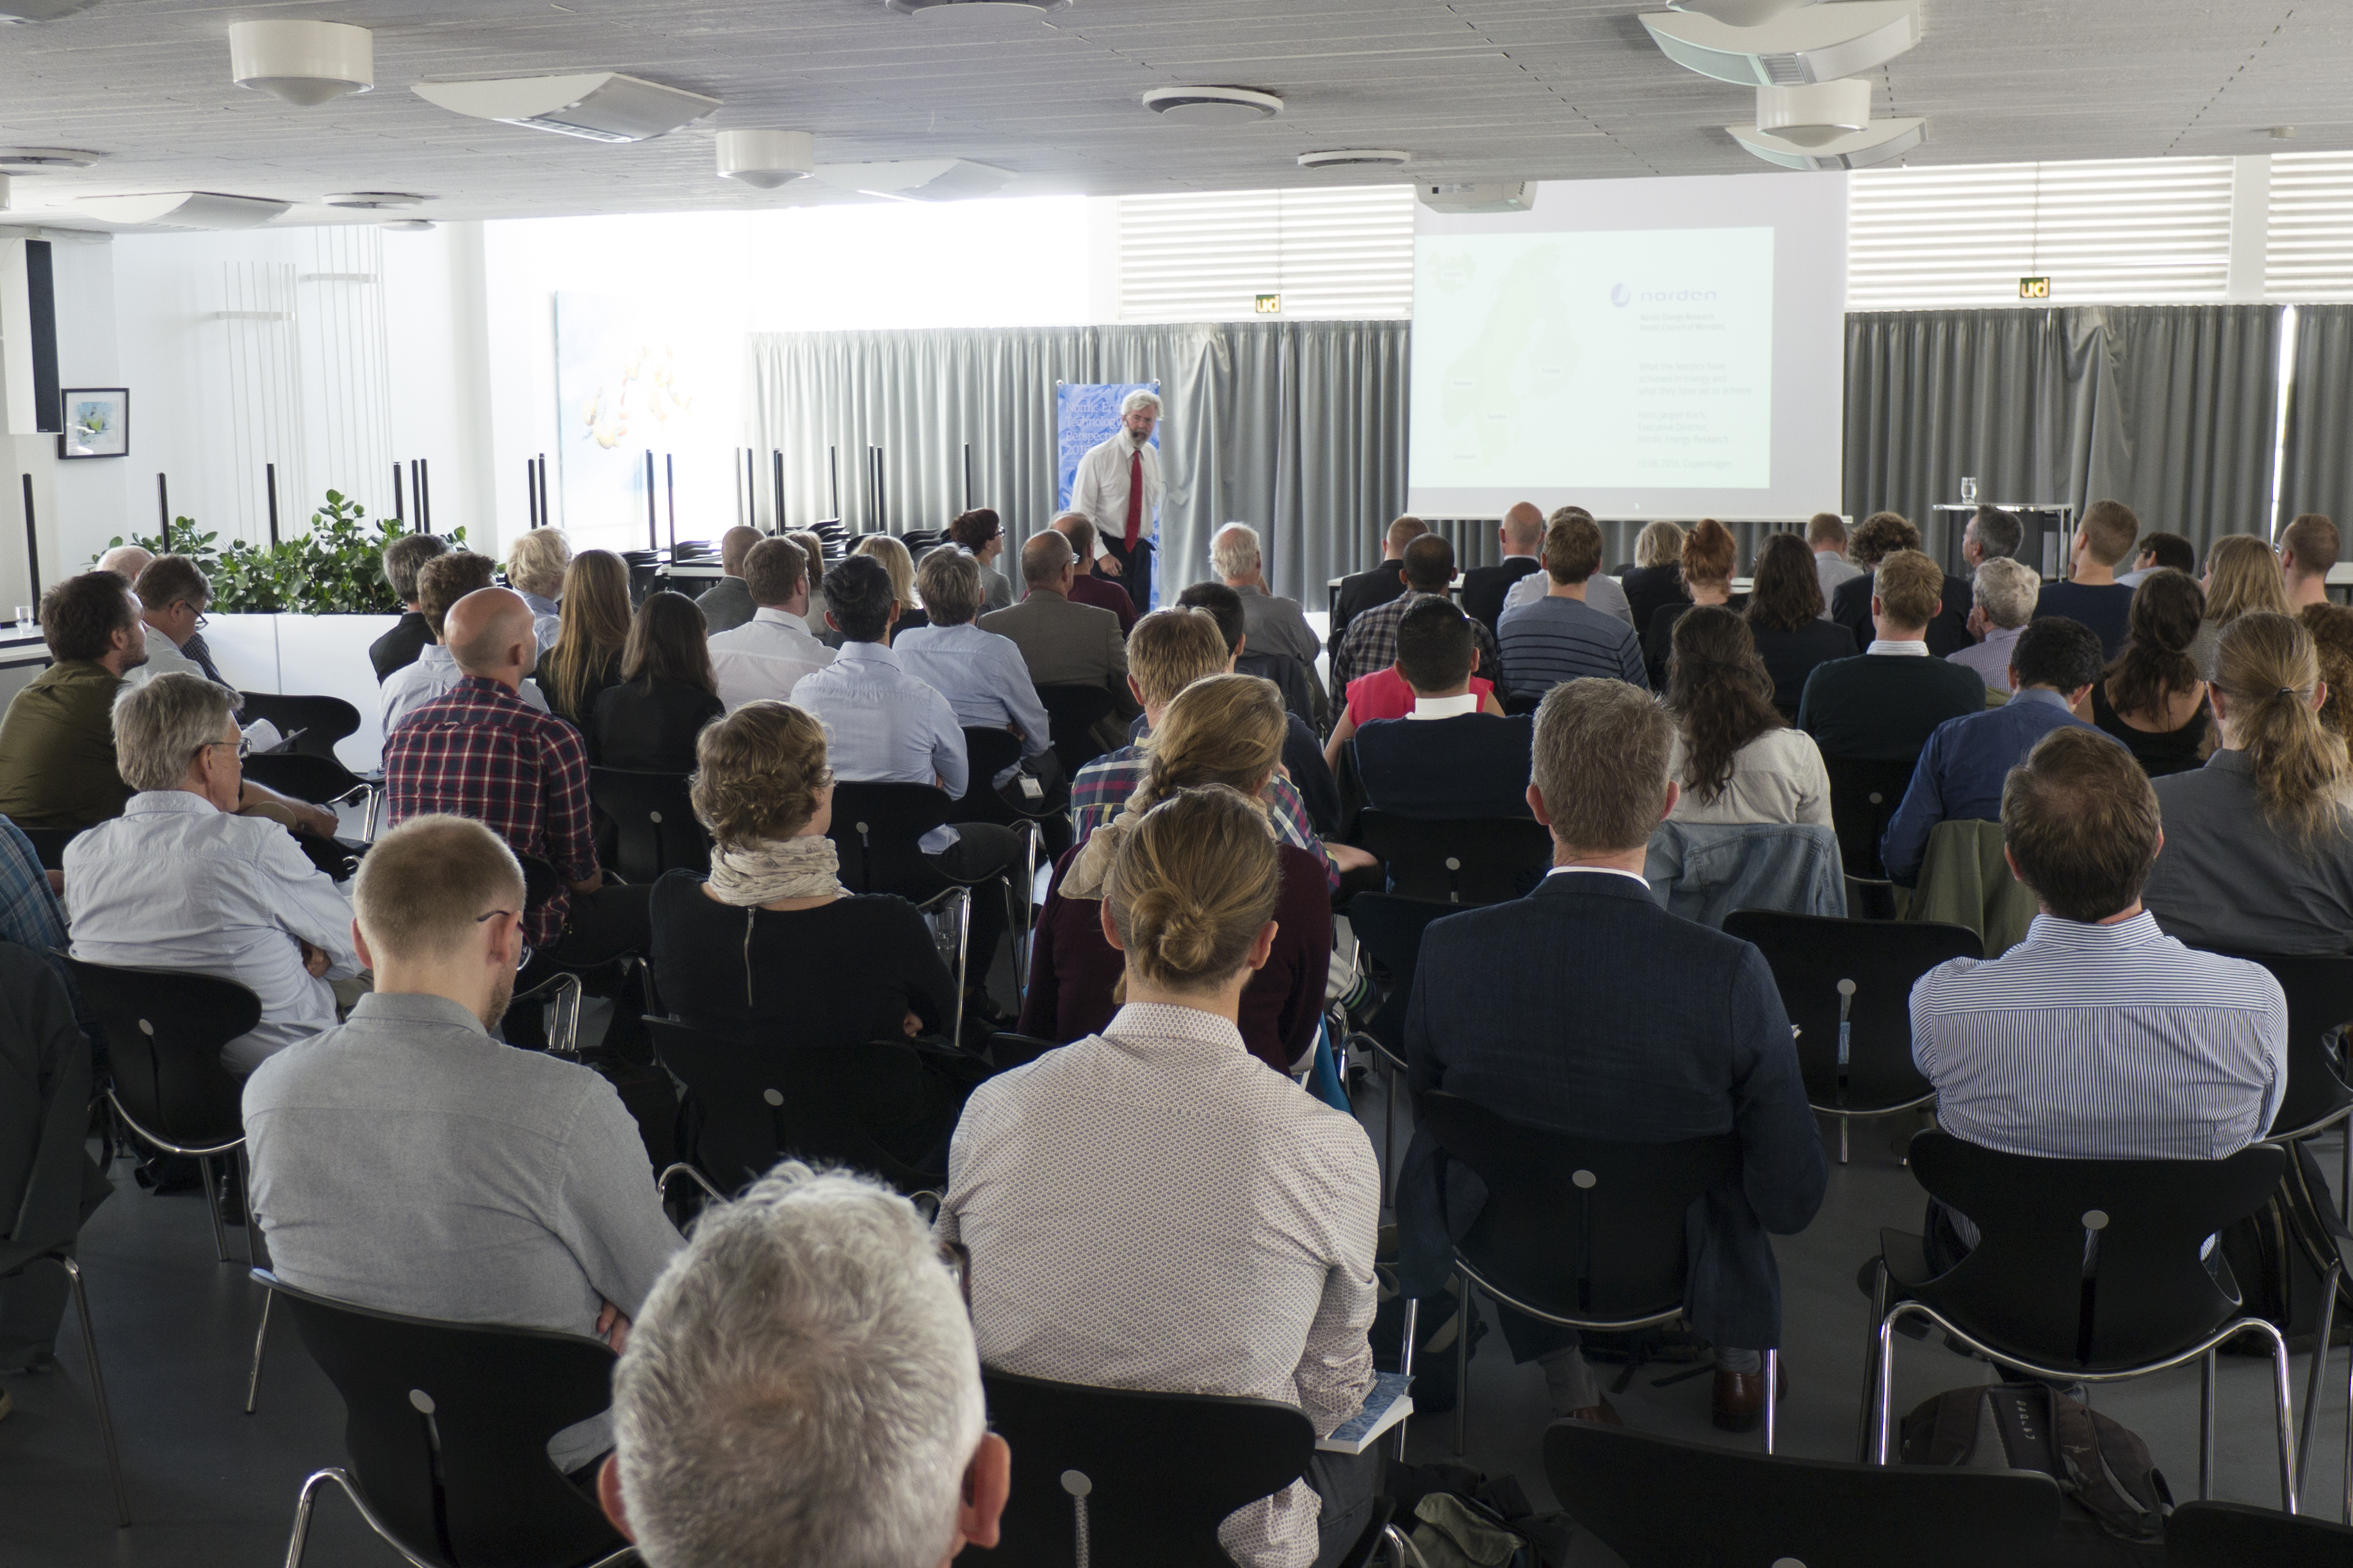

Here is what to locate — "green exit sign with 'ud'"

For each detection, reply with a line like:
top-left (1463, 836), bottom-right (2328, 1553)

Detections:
top-left (2019, 276), bottom-right (2051, 299)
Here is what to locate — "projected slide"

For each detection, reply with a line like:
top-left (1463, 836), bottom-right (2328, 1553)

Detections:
top-left (1413, 228), bottom-right (1773, 490)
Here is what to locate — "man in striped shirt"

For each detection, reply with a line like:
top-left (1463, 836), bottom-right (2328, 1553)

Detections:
top-left (1909, 727), bottom-right (2286, 1259)
top-left (1495, 512), bottom-right (1649, 700)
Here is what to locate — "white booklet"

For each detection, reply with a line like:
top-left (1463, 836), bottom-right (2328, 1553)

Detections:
top-left (1317, 1372), bottom-right (1413, 1455)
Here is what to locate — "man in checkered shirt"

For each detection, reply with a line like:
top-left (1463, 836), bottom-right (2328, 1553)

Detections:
top-left (1328, 533), bottom-right (1497, 696)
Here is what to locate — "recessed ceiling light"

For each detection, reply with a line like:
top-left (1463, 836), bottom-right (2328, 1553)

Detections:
top-left (76, 191), bottom-right (291, 229)
top-left (0, 147), bottom-right (104, 171)
top-left (413, 73), bottom-right (721, 142)
top-left (1142, 86), bottom-right (1283, 125)
top-left (884, 0), bottom-right (1071, 15)
top-left (229, 20), bottom-right (373, 107)
top-left (717, 129), bottom-right (815, 189)
top-left (322, 191), bottom-right (427, 209)
top-left (1298, 149), bottom-right (1412, 169)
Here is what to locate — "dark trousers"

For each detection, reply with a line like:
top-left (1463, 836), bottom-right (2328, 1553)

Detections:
top-left (929, 823), bottom-right (1025, 1005)
top-left (1099, 536), bottom-right (1155, 615)
top-left (1311, 1447), bottom-right (1385, 1568)
top-left (509, 882), bottom-right (656, 1050)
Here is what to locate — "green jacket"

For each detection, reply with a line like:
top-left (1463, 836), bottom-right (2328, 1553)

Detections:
top-left (0, 660), bottom-right (129, 830)
top-left (1903, 816), bottom-right (2038, 957)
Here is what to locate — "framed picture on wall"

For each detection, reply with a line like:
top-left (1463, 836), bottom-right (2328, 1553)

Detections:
top-left (58, 388), bottom-right (127, 459)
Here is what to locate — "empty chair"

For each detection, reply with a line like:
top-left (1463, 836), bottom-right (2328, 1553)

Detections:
top-left (1824, 755), bottom-right (1919, 881)
top-left (2215, 951), bottom-right (2353, 1202)
top-left (1905, 817), bottom-right (2039, 956)
top-left (1036, 683), bottom-right (1116, 777)
top-left (826, 780), bottom-right (1006, 1040)
top-left (234, 692), bottom-right (362, 763)
top-left (1722, 911), bottom-right (1982, 1163)
top-left (2167, 1499), bottom-right (2353, 1564)
top-left (238, 692), bottom-right (382, 838)
top-left (587, 767), bottom-right (710, 885)
top-left (1356, 811), bottom-right (1550, 906)
top-left (259, 1270), bottom-right (632, 1568)
top-left (1542, 1419), bottom-right (2061, 1568)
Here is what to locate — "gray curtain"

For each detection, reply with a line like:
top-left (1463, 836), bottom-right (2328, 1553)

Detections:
top-left (2279, 304), bottom-right (2353, 552)
top-left (749, 321), bottom-right (1409, 604)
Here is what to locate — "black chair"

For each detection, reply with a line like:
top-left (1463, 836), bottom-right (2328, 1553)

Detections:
top-left (2215, 951), bottom-right (2353, 1212)
top-left (235, 692), bottom-right (362, 763)
top-left (506, 855), bottom-right (594, 1058)
top-left (258, 1270), bottom-right (632, 1568)
top-left (1408, 1095), bottom-right (1757, 1451)
top-left (1343, 893), bottom-right (1456, 1204)
top-left (1541, 1420), bottom-right (2060, 1568)
top-left (0, 1026), bottom-right (127, 1524)
top-left (17, 825), bottom-right (74, 871)
top-left (1036, 683), bottom-right (1118, 778)
top-left (588, 767), bottom-right (710, 885)
top-left (1356, 811), bottom-right (1549, 906)
top-left (1823, 755), bottom-right (1920, 881)
top-left (60, 956), bottom-right (259, 1265)
top-left (1721, 911), bottom-right (1982, 1164)
top-left (828, 782), bottom-right (996, 1041)
top-left (950, 727), bottom-right (1056, 935)
top-left (646, 1016), bottom-right (949, 1195)
top-left (981, 1367), bottom-right (1409, 1568)
top-left (1861, 1133), bottom-right (2297, 1510)
top-left (2167, 1499), bottom-right (2353, 1562)
top-left (241, 751), bottom-right (383, 842)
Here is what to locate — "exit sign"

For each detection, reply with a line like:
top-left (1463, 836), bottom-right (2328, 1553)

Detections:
top-left (1254, 293), bottom-right (1283, 314)
top-left (2019, 276), bottom-right (2051, 299)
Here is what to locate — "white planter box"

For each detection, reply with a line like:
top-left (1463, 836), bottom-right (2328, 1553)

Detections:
top-left (204, 611), bottom-right (402, 772)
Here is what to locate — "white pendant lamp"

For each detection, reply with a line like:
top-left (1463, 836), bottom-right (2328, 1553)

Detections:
top-left (229, 20), bottom-right (373, 106)
top-left (717, 129), bottom-right (815, 189)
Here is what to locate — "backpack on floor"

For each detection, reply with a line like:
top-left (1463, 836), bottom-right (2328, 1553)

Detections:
top-left (1901, 1382), bottom-right (2170, 1560)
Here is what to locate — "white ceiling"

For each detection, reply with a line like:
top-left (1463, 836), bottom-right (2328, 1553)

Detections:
top-left (0, 0), bottom-right (2349, 227)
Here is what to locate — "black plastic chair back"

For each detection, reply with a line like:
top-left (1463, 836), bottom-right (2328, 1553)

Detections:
top-left (646, 1017), bottom-right (943, 1193)
top-left (587, 768), bottom-right (710, 885)
top-left (1036, 684), bottom-right (1116, 778)
top-left (825, 782), bottom-right (957, 903)
top-left (261, 1271), bottom-right (626, 1568)
top-left (236, 693), bottom-right (362, 764)
top-left (2213, 951), bottom-right (2353, 1138)
top-left (950, 729), bottom-right (1026, 828)
top-left (17, 826), bottom-right (74, 871)
top-left (62, 957), bottom-right (256, 1151)
top-left (1823, 756), bottom-right (1919, 880)
top-left (1722, 911), bottom-right (1981, 1113)
top-left (1903, 1132), bottom-right (2284, 1373)
top-left (981, 1367), bottom-right (1314, 1568)
top-left (2166, 1499), bottom-right (2353, 1567)
top-left (1358, 811), bottom-right (1549, 905)
top-left (1346, 894), bottom-right (1456, 1053)
top-left (1542, 1420), bottom-right (2061, 1568)
top-left (1420, 1093), bottom-right (1738, 1324)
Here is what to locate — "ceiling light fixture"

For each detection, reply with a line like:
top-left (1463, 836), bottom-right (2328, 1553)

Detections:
top-left (883, 0), bottom-right (1072, 15)
top-left (229, 19), bottom-right (373, 106)
top-left (1298, 149), bottom-right (1412, 169)
top-left (1141, 86), bottom-right (1283, 125)
top-left (717, 129), bottom-right (815, 188)
top-left (76, 191), bottom-right (291, 229)
top-left (0, 148), bottom-right (103, 171)
top-left (412, 73), bottom-right (721, 142)
top-left (322, 191), bottom-right (426, 209)
top-left (382, 219), bottom-right (437, 232)
top-left (814, 159), bottom-right (1014, 202)
top-left (1729, 117), bottom-right (1923, 170)
top-left (1755, 79), bottom-right (1871, 147)
top-left (1667, 0), bottom-right (1823, 22)
top-left (1641, 1), bottom-right (1921, 86)
top-left (0, 0), bottom-right (101, 21)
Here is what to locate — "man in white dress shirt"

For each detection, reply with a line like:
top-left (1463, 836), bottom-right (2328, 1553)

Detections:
top-left (383, 551), bottom-right (551, 734)
top-left (67, 673), bottom-right (360, 1076)
top-left (1070, 387), bottom-right (1162, 615)
top-left (706, 536), bottom-right (837, 712)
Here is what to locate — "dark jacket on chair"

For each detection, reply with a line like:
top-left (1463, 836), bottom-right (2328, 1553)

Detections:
top-left (1331, 563), bottom-right (1408, 647)
top-left (1397, 873), bottom-right (1827, 1349)
top-left (1461, 558), bottom-right (1542, 636)
top-left (368, 611), bottom-right (434, 684)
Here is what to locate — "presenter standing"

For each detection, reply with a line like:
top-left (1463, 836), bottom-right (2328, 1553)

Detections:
top-left (1071, 388), bottom-right (1162, 615)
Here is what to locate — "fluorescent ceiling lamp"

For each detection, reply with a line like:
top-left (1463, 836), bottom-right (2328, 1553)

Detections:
top-left (815, 159), bottom-right (1014, 202)
top-left (1755, 79), bottom-right (1871, 147)
top-left (1729, 117), bottom-right (1924, 170)
top-left (1641, 1), bottom-right (1921, 86)
top-left (229, 19), bottom-right (373, 106)
top-left (76, 191), bottom-right (291, 229)
top-left (412, 72), bottom-right (720, 143)
top-left (717, 129), bottom-right (815, 189)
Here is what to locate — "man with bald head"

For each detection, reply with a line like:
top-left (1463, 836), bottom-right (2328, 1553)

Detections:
top-left (696, 525), bottom-right (765, 633)
top-left (1461, 502), bottom-right (1549, 635)
top-left (383, 551), bottom-right (550, 734)
top-left (95, 543), bottom-right (154, 583)
top-left (384, 587), bottom-right (651, 1007)
top-left (980, 530), bottom-right (1140, 745)
top-left (1497, 505), bottom-right (1636, 629)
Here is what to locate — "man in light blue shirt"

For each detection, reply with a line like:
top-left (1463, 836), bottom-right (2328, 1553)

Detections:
top-left (894, 547), bottom-right (1051, 789)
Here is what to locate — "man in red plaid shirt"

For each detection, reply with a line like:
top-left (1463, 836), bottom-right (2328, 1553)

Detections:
top-left (383, 588), bottom-right (650, 982)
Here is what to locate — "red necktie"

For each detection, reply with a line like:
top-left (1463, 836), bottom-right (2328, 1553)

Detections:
top-left (1123, 448), bottom-right (1144, 549)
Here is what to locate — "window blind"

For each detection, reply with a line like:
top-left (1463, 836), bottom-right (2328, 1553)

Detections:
top-left (2266, 151), bottom-right (2353, 297)
top-left (1118, 184), bottom-right (1414, 323)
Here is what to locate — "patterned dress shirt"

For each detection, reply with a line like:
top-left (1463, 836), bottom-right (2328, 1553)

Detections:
top-left (938, 1003), bottom-right (1380, 1568)
top-left (0, 815), bottom-right (69, 991)
top-left (1331, 589), bottom-right (1499, 692)
top-left (383, 676), bottom-right (598, 949)
top-left (1071, 745), bottom-right (1335, 891)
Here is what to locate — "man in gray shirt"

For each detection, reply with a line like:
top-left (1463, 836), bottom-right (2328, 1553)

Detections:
top-left (243, 813), bottom-right (681, 1473)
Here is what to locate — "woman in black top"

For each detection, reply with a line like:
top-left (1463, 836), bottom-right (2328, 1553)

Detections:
top-left (2092, 569), bottom-right (2212, 778)
top-left (1743, 532), bottom-right (1857, 718)
top-left (1620, 520), bottom-right (1691, 645)
top-left (1643, 518), bottom-right (1748, 688)
top-left (589, 590), bottom-right (725, 771)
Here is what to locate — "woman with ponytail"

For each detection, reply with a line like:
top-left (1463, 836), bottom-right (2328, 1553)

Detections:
top-left (2143, 612), bottom-right (2353, 954)
top-left (2091, 569), bottom-right (2211, 777)
top-left (1020, 674), bottom-right (1332, 1071)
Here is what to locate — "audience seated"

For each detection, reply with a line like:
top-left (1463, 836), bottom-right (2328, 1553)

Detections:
top-left (947, 508), bottom-right (1015, 617)
top-left (1497, 510), bottom-right (1648, 699)
top-left (979, 531), bottom-right (1140, 747)
top-left (1665, 606), bottom-right (1830, 828)
top-left (1743, 532), bottom-right (1856, 715)
top-left (1499, 506), bottom-right (1637, 627)
top-left (1399, 678), bottom-right (1825, 1432)
top-left (94, 543), bottom-right (153, 582)
top-left (2199, 533), bottom-right (2293, 679)
top-left (2033, 499), bottom-right (2139, 658)
top-left (1461, 501), bottom-right (1548, 634)
top-left (943, 782), bottom-right (1381, 1567)
top-left (1909, 727), bottom-right (2286, 1260)
top-left (1335, 533), bottom-right (1499, 693)
top-left (1048, 511), bottom-right (1138, 633)
top-left (2302, 602), bottom-right (2353, 740)
top-left (1214, 522), bottom-right (1320, 666)
top-left (1958, 504), bottom-right (2024, 578)
top-left (67, 674), bottom-right (360, 1075)
top-left (1641, 519), bottom-right (1748, 686)
top-left (539, 549), bottom-right (633, 731)
top-left (370, 531), bottom-right (448, 681)
top-left (1944, 556), bottom-right (2039, 697)
top-left (0, 572), bottom-right (151, 831)
top-left (505, 526), bottom-right (572, 651)
top-left (894, 548), bottom-right (1053, 787)
top-left (692, 524), bottom-right (763, 633)
top-left (1608, 520), bottom-right (1689, 642)
top-left (0, 937), bottom-right (105, 1376)
top-left (383, 551), bottom-right (553, 732)
top-left (2281, 512), bottom-right (2338, 610)
top-left (1829, 512), bottom-right (1971, 657)
top-left (243, 815), bottom-right (683, 1477)
top-left (601, 1163), bottom-right (1007, 1568)
top-left (1798, 549), bottom-right (1987, 761)
top-left (2116, 529), bottom-right (2195, 589)
top-left (788, 530), bottom-right (835, 640)
top-left (708, 535), bottom-right (838, 712)
top-left (1178, 579), bottom-right (1328, 741)
top-left (384, 586), bottom-right (652, 975)
top-left (122, 555), bottom-right (230, 690)
top-left (649, 704), bottom-right (979, 1164)
top-left (1349, 599), bottom-right (1531, 819)
top-left (796, 558), bottom-right (1025, 1024)
top-left (1330, 514), bottom-right (1426, 647)
top-left (587, 591), bottom-right (724, 773)
top-left (1879, 617), bottom-right (2112, 887)
top-left (2090, 569), bottom-right (2212, 777)
top-left (2142, 613), bottom-right (2353, 955)
top-left (1808, 511), bottom-right (1861, 608)
top-left (856, 534), bottom-right (931, 636)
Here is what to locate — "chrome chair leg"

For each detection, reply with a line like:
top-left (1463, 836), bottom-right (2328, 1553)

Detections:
top-left (1857, 1260), bottom-right (1889, 1462)
top-left (237, 1144), bottom-right (267, 1270)
top-left (245, 1286), bottom-right (273, 1416)
top-left (1873, 1312), bottom-right (1902, 1464)
top-left (282, 1466), bottom-right (443, 1568)
top-left (1839, 1118), bottom-right (1849, 1165)
top-left (1396, 1295), bottom-right (1419, 1466)
top-left (2300, 1261), bottom-right (2341, 1499)
top-left (2252, 1320), bottom-right (2302, 1515)
top-left (951, 889), bottom-right (973, 1047)
top-left (198, 1152), bottom-right (231, 1263)
top-left (1763, 1346), bottom-right (1779, 1455)
top-left (60, 1257), bottom-right (128, 1526)
top-left (2201, 1346), bottom-right (2217, 1501)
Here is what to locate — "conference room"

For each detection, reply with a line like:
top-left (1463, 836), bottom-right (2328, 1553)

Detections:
top-left (6, 1), bottom-right (2353, 1565)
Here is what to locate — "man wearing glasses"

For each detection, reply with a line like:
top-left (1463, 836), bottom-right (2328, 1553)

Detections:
top-left (122, 554), bottom-right (234, 691)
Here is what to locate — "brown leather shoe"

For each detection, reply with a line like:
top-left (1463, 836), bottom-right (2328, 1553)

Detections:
top-left (1564, 1397), bottom-right (1622, 1425)
top-left (1711, 1363), bottom-right (1787, 1432)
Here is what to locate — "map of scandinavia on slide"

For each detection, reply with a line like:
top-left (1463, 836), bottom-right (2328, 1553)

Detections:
top-left (1411, 226), bottom-right (1776, 492)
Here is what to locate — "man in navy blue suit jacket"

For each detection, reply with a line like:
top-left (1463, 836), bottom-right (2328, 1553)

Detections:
top-left (1398, 677), bottom-right (1827, 1432)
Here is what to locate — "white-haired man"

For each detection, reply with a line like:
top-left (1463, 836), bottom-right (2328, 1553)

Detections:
top-left (1946, 555), bottom-right (2040, 696)
top-left (600, 1164), bottom-right (1010, 1568)
top-left (1212, 522), bottom-right (1321, 667)
top-left (1070, 387), bottom-right (1162, 614)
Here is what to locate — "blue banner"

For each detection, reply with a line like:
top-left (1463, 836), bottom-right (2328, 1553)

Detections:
top-left (1055, 382), bottom-right (1159, 511)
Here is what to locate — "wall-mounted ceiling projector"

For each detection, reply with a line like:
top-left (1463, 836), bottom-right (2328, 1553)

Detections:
top-left (813, 159), bottom-right (1014, 202)
top-left (1666, 0), bottom-right (1824, 23)
top-left (1141, 86), bottom-right (1283, 125)
top-left (75, 191), bottom-right (291, 229)
top-left (1754, 79), bottom-right (1871, 146)
top-left (412, 72), bottom-right (721, 142)
top-left (1417, 181), bottom-right (1535, 214)
top-left (229, 20), bottom-right (373, 106)
top-left (1729, 117), bottom-right (1923, 169)
top-left (1641, 1), bottom-right (1921, 86)
top-left (717, 129), bottom-right (815, 188)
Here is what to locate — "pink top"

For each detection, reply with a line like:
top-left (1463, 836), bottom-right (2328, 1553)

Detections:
top-left (1345, 667), bottom-right (1494, 726)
